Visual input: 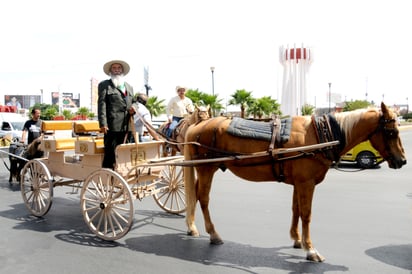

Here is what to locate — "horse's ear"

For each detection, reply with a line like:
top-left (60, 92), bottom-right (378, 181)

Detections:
top-left (381, 102), bottom-right (388, 113)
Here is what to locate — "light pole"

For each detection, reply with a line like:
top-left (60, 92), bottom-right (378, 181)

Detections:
top-left (210, 66), bottom-right (215, 96)
top-left (328, 82), bottom-right (331, 113)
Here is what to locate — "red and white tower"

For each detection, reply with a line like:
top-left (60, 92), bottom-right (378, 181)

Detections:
top-left (279, 44), bottom-right (313, 116)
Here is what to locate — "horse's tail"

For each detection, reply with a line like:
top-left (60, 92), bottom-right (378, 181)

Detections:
top-left (184, 164), bottom-right (197, 208)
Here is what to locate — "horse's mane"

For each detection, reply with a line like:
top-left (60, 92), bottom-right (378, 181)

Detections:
top-left (333, 107), bottom-right (380, 140)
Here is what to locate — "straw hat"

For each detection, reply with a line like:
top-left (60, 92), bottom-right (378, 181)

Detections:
top-left (103, 60), bottom-right (130, 76)
top-left (175, 86), bottom-right (187, 92)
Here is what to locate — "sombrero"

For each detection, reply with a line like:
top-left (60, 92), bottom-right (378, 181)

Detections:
top-left (103, 60), bottom-right (130, 76)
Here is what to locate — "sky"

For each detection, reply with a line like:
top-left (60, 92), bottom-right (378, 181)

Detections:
top-left (1, 0), bottom-right (411, 113)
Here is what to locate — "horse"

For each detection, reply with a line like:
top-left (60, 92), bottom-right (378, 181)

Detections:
top-left (156, 105), bottom-right (211, 156)
top-left (7, 137), bottom-right (43, 183)
top-left (183, 102), bottom-right (406, 262)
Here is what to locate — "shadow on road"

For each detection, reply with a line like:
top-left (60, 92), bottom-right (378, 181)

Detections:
top-left (124, 234), bottom-right (348, 274)
top-left (365, 244), bottom-right (412, 271)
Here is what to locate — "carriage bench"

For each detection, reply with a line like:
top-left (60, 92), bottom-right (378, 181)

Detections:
top-left (41, 120), bottom-right (104, 154)
top-left (73, 121), bottom-right (104, 155)
top-left (41, 121), bottom-right (76, 152)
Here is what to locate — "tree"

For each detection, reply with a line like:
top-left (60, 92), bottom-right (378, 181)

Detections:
top-left (247, 96), bottom-right (281, 119)
top-left (343, 100), bottom-right (372, 111)
top-left (199, 93), bottom-right (223, 117)
top-left (62, 109), bottom-right (74, 120)
top-left (146, 96), bottom-right (166, 118)
top-left (87, 112), bottom-right (96, 120)
top-left (185, 89), bottom-right (204, 105)
top-left (43, 106), bottom-right (59, 120)
top-left (185, 89), bottom-right (223, 117)
top-left (77, 107), bottom-right (89, 116)
top-left (301, 104), bottom-right (315, 115)
top-left (228, 89), bottom-right (253, 118)
top-left (31, 103), bottom-right (58, 120)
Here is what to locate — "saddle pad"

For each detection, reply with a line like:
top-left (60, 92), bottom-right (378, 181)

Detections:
top-left (227, 117), bottom-right (291, 143)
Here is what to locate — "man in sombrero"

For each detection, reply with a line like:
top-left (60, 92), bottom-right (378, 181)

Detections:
top-left (98, 59), bottom-right (137, 169)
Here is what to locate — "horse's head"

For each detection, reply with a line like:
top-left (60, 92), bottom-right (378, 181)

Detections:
top-left (25, 136), bottom-right (44, 159)
top-left (189, 105), bottom-right (210, 125)
top-left (369, 102), bottom-right (406, 169)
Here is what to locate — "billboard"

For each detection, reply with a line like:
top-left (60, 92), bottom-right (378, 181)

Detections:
top-left (4, 95), bottom-right (41, 110)
top-left (51, 92), bottom-right (80, 108)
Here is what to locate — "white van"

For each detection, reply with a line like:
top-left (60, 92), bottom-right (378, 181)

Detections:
top-left (0, 113), bottom-right (27, 142)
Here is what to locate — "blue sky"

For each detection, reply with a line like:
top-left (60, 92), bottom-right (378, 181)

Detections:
top-left (1, 0), bottom-right (411, 112)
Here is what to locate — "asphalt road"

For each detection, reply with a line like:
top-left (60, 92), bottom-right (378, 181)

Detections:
top-left (0, 129), bottom-right (411, 274)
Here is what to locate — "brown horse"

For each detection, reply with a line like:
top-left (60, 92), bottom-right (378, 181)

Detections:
top-left (157, 105), bottom-right (211, 156)
top-left (183, 102), bottom-right (406, 262)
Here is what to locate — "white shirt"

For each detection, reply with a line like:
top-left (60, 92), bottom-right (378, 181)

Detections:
top-left (166, 96), bottom-right (194, 119)
top-left (134, 103), bottom-right (152, 135)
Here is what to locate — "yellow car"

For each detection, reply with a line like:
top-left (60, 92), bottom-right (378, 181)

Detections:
top-left (340, 140), bottom-right (383, 168)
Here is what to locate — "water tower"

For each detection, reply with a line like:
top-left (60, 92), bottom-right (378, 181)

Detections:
top-left (279, 44), bottom-right (313, 116)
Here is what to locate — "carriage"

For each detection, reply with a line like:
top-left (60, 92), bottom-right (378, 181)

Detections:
top-left (1, 103), bottom-right (406, 262)
top-left (15, 119), bottom-right (186, 241)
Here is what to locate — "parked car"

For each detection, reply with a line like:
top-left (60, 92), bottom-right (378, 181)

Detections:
top-left (0, 113), bottom-right (26, 142)
top-left (340, 140), bottom-right (383, 168)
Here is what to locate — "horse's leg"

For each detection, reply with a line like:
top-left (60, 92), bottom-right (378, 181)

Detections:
top-left (290, 187), bottom-right (302, 248)
top-left (296, 181), bottom-right (325, 262)
top-left (184, 166), bottom-right (200, 237)
top-left (196, 167), bottom-right (223, 245)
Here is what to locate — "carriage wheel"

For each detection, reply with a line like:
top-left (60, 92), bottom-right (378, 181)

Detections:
top-left (80, 169), bottom-right (134, 241)
top-left (153, 164), bottom-right (186, 214)
top-left (20, 159), bottom-right (53, 217)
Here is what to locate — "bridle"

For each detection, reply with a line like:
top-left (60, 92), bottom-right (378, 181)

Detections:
top-left (368, 114), bottom-right (399, 163)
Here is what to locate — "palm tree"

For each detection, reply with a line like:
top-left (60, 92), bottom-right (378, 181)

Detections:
top-left (228, 89), bottom-right (253, 118)
top-left (62, 109), bottom-right (74, 120)
top-left (199, 93), bottom-right (223, 117)
top-left (146, 96), bottom-right (166, 118)
top-left (77, 107), bottom-right (90, 120)
top-left (247, 96), bottom-right (281, 119)
top-left (43, 106), bottom-right (59, 120)
top-left (301, 104), bottom-right (315, 115)
top-left (185, 89), bottom-right (204, 106)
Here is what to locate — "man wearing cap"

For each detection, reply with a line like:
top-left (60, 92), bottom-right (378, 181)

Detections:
top-left (166, 86), bottom-right (194, 138)
top-left (98, 60), bottom-right (137, 169)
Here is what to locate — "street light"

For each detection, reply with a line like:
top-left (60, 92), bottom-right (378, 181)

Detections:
top-left (328, 82), bottom-right (331, 113)
top-left (210, 66), bottom-right (215, 96)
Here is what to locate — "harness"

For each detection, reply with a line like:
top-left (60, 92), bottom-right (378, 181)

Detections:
top-left (187, 115), bottom-right (344, 182)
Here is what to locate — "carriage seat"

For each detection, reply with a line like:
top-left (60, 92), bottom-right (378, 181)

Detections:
top-left (41, 121), bottom-right (76, 152)
top-left (73, 121), bottom-right (105, 155)
top-left (73, 120), bottom-right (102, 136)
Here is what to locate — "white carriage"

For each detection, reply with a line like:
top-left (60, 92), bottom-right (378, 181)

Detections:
top-left (20, 120), bottom-right (185, 241)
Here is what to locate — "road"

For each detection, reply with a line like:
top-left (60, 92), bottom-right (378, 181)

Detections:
top-left (0, 129), bottom-right (411, 274)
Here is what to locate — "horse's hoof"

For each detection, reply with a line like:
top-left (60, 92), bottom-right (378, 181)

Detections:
top-left (306, 249), bottom-right (325, 262)
top-left (293, 240), bottom-right (302, 249)
top-left (210, 238), bottom-right (224, 245)
top-left (187, 230), bottom-right (200, 237)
